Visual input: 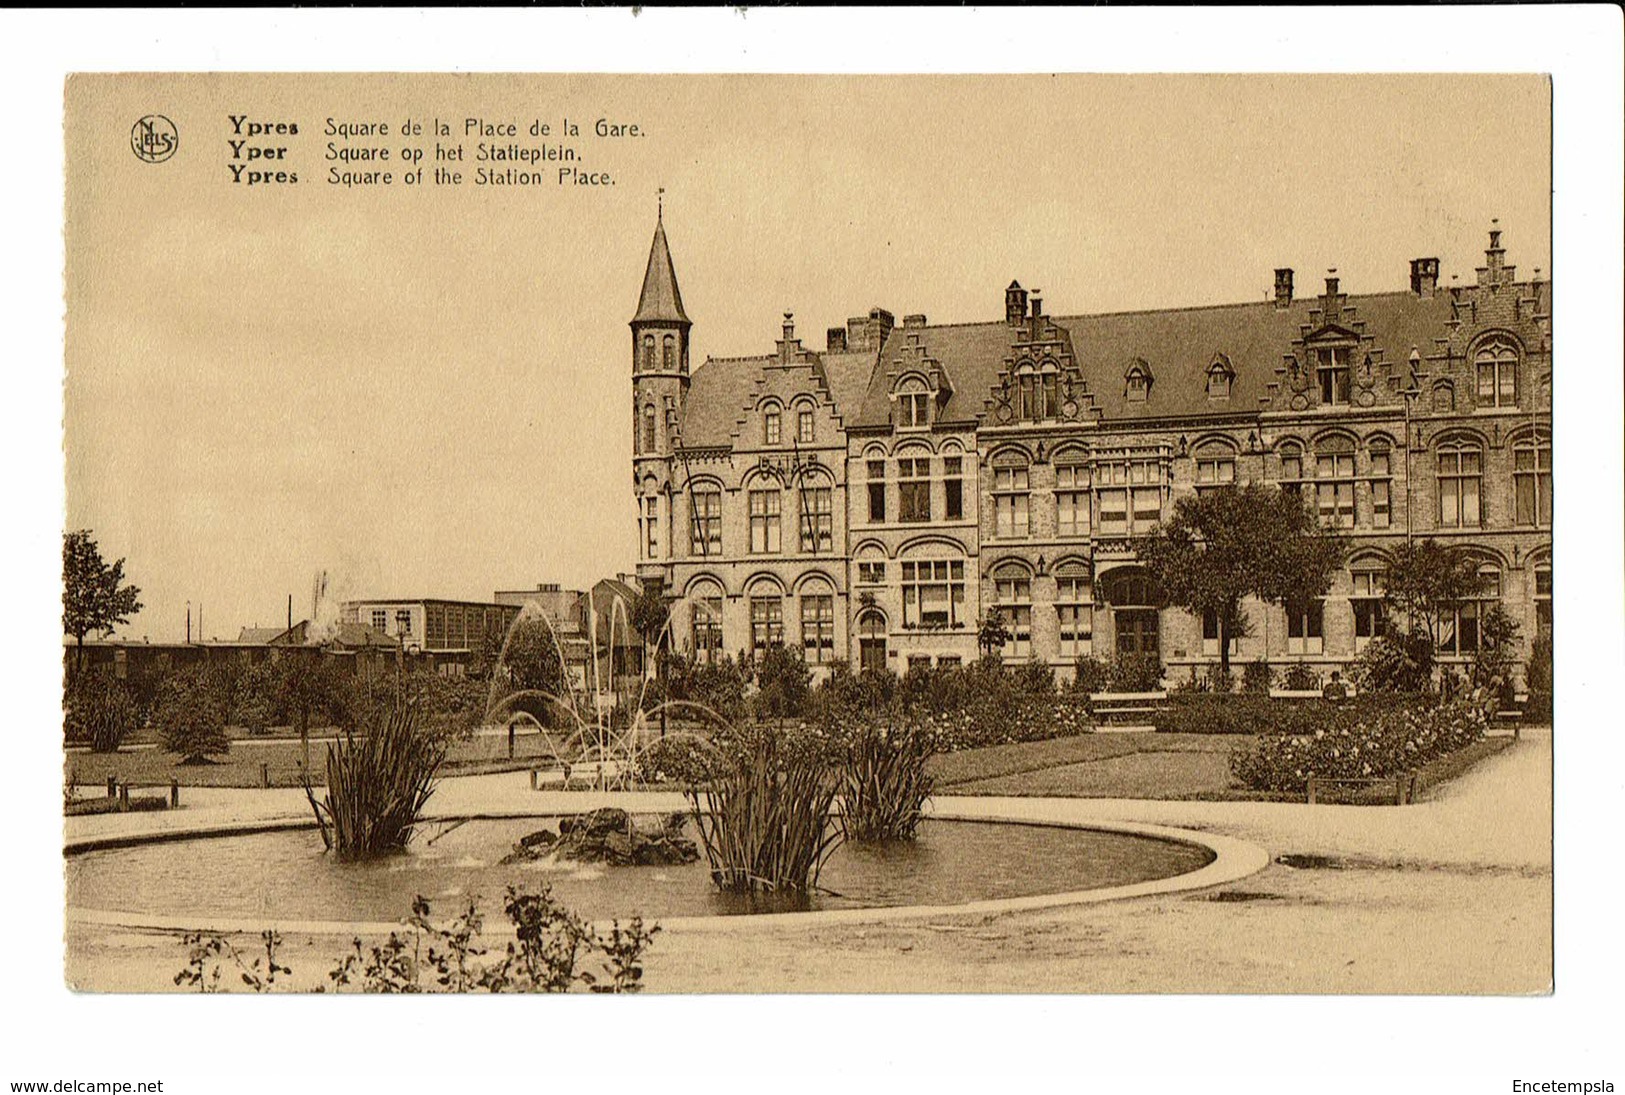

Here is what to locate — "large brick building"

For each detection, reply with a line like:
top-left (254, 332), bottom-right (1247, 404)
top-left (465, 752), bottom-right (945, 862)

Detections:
top-left (631, 214), bottom-right (1551, 685)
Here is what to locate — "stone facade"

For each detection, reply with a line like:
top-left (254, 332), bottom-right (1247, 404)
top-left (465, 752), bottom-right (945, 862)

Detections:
top-left (631, 217), bottom-right (1551, 685)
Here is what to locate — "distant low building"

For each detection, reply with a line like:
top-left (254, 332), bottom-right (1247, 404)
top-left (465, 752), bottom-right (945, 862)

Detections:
top-left (339, 597), bottom-right (522, 675)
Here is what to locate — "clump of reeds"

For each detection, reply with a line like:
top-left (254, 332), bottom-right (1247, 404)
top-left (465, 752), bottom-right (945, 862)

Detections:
top-left (838, 721), bottom-right (937, 842)
top-left (686, 726), bottom-right (843, 896)
top-left (305, 702), bottom-right (445, 860)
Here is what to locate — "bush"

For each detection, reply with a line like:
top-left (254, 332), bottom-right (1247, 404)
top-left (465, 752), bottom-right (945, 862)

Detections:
top-left (1280, 663), bottom-right (1321, 692)
top-left (1525, 632), bottom-right (1553, 723)
top-left (1071, 655), bottom-right (1111, 694)
top-left (306, 702), bottom-right (445, 860)
top-left (636, 734), bottom-right (716, 786)
top-left (155, 666), bottom-right (231, 762)
top-left (752, 644), bottom-right (812, 723)
top-left (233, 661), bottom-right (281, 734)
top-left (1242, 659), bottom-right (1273, 695)
top-left (1108, 652), bottom-right (1163, 692)
top-left (1155, 692), bottom-right (1427, 736)
top-left (1231, 696), bottom-right (1486, 792)
top-left (1014, 659), bottom-right (1056, 696)
top-left (65, 672), bottom-right (139, 753)
top-left (1353, 627), bottom-right (1435, 694)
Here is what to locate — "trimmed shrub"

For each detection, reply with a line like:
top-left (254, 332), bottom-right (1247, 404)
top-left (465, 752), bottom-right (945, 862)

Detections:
top-left (1242, 659), bottom-right (1273, 695)
top-left (1231, 695), bottom-right (1487, 792)
top-left (1014, 659), bottom-right (1056, 696)
top-left (1352, 627), bottom-right (1435, 694)
top-left (1108, 652), bottom-right (1163, 692)
top-left (1525, 632), bottom-right (1553, 723)
top-left (1280, 663), bottom-right (1321, 692)
top-left (1071, 655), bottom-right (1111, 694)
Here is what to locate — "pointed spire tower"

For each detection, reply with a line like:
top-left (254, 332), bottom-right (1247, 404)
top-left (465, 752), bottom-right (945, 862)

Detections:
top-left (630, 197), bottom-right (690, 577)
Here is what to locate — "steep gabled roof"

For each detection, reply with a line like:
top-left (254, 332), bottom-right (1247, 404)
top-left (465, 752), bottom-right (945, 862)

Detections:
top-left (632, 217), bottom-right (690, 325)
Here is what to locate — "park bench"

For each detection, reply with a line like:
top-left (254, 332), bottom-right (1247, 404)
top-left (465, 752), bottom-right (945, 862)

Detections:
top-left (1089, 691), bottom-right (1169, 730)
top-left (1305, 771), bottom-right (1417, 806)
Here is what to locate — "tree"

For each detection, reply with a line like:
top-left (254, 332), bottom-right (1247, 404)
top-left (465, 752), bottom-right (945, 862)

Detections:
top-left (63, 530), bottom-right (144, 672)
top-left (65, 671), bottom-right (139, 753)
top-left (156, 666), bottom-right (230, 763)
top-left (977, 612), bottom-right (1011, 659)
top-left (629, 583), bottom-right (672, 735)
top-left (276, 654), bottom-right (351, 770)
top-left (1139, 483), bottom-right (1346, 676)
top-left (1383, 539), bottom-right (1491, 648)
top-left (754, 643), bottom-right (811, 725)
top-left (493, 615), bottom-right (569, 727)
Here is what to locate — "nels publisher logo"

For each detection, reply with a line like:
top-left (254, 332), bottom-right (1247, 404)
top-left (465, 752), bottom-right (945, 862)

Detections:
top-left (130, 115), bottom-right (178, 163)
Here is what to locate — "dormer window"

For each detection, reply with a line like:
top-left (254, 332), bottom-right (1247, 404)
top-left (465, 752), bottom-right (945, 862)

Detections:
top-left (1040, 363), bottom-right (1059, 418)
top-left (1206, 356), bottom-right (1233, 400)
top-left (764, 407), bottom-right (781, 445)
top-left (1474, 336), bottom-right (1520, 407)
top-left (897, 378), bottom-right (930, 429)
top-left (1123, 359), bottom-right (1153, 403)
top-left (1316, 346), bottom-right (1352, 406)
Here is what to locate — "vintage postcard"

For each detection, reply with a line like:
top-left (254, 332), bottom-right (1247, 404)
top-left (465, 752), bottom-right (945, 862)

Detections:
top-left (61, 70), bottom-right (1556, 1003)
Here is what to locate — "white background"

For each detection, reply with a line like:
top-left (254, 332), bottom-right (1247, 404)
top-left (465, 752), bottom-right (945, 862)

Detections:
top-left (2, 8), bottom-right (1620, 1093)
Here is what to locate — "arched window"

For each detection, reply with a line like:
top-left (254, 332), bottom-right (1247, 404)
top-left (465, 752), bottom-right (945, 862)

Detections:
top-left (1015, 363), bottom-right (1036, 420)
top-left (1039, 363), bottom-right (1059, 419)
top-left (662, 334), bottom-right (676, 371)
top-left (897, 378), bottom-right (930, 428)
top-left (858, 610), bottom-right (888, 673)
top-left (1440, 563), bottom-right (1501, 656)
top-left (1437, 439), bottom-right (1483, 528)
top-left (1055, 458), bottom-right (1090, 536)
top-left (763, 407), bottom-right (781, 445)
top-left (1206, 359), bottom-right (1233, 400)
top-left (1431, 380), bottom-right (1456, 414)
top-left (642, 404), bottom-right (657, 454)
top-left (1314, 434), bottom-right (1356, 529)
top-left (641, 334), bottom-right (655, 373)
top-left (799, 579), bottom-right (835, 664)
top-left (797, 408), bottom-right (815, 444)
top-left (1474, 337), bottom-right (1520, 407)
top-left (1055, 560), bottom-right (1093, 658)
top-left (689, 579), bottom-right (724, 664)
top-left (992, 452), bottom-right (1031, 539)
top-left (1277, 442), bottom-right (1304, 501)
top-left (992, 563), bottom-right (1033, 659)
top-left (1513, 435), bottom-right (1551, 528)
top-left (690, 487), bottom-right (722, 556)
top-left (1194, 441), bottom-right (1237, 494)
top-left (749, 586), bottom-right (784, 654)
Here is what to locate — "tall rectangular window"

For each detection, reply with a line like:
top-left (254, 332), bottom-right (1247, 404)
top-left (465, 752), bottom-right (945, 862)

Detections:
top-left (1056, 463), bottom-right (1089, 536)
top-left (1368, 449), bottom-right (1392, 529)
top-left (898, 458), bottom-right (931, 523)
top-left (799, 487), bottom-right (833, 554)
top-left (642, 496), bottom-right (660, 557)
top-left (901, 560), bottom-right (966, 628)
top-left (748, 490), bottom-right (781, 553)
top-left (1201, 610), bottom-right (1239, 658)
top-left (1534, 565), bottom-right (1551, 637)
top-left (1440, 565), bottom-right (1502, 657)
top-left (1286, 599), bottom-right (1325, 656)
top-left (995, 575), bottom-right (1032, 658)
top-left (801, 596), bottom-right (834, 663)
top-left (1438, 445), bottom-right (1483, 529)
top-left (993, 465), bottom-right (1031, 538)
top-left (1316, 453), bottom-right (1356, 529)
top-left (750, 596), bottom-right (783, 652)
top-left (690, 491), bottom-right (722, 556)
top-left (1514, 439), bottom-right (1551, 527)
top-left (1317, 347), bottom-right (1351, 406)
top-left (1056, 575), bottom-right (1093, 658)
top-left (1351, 569), bottom-right (1387, 651)
top-left (764, 411), bottom-right (781, 445)
top-left (797, 410), bottom-right (814, 444)
top-left (866, 459), bottom-right (886, 523)
top-left (693, 596), bottom-right (723, 664)
top-left (943, 456), bottom-right (964, 520)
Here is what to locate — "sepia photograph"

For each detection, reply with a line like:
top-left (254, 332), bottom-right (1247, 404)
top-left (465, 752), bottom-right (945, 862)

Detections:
top-left (6, 6), bottom-right (1623, 1092)
top-left (62, 70), bottom-right (1556, 995)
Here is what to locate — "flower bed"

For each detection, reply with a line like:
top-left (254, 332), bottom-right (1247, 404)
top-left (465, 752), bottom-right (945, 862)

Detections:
top-left (1153, 693), bottom-right (1424, 736)
top-left (920, 693), bottom-right (1094, 752)
top-left (1230, 697), bottom-right (1489, 793)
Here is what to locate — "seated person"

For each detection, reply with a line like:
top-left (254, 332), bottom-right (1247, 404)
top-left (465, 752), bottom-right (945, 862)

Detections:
top-left (1321, 670), bottom-right (1348, 703)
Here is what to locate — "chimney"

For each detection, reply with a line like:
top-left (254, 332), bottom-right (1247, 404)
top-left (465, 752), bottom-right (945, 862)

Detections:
top-left (826, 326), bottom-right (847, 352)
top-left (1030, 293), bottom-right (1043, 319)
top-left (902, 313), bottom-right (927, 329)
top-left (1273, 268), bottom-right (1293, 308)
top-left (1324, 268), bottom-right (1340, 297)
top-left (866, 307), bottom-right (894, 347)
top-left (1005, 281), bottom-right (1028, 326)
top-left (1410, 257), bottom-right (1440, 298)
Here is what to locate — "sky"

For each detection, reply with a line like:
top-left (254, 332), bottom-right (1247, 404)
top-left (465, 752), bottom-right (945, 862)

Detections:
top-left (64, 73), bottom-right (1551, 642)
